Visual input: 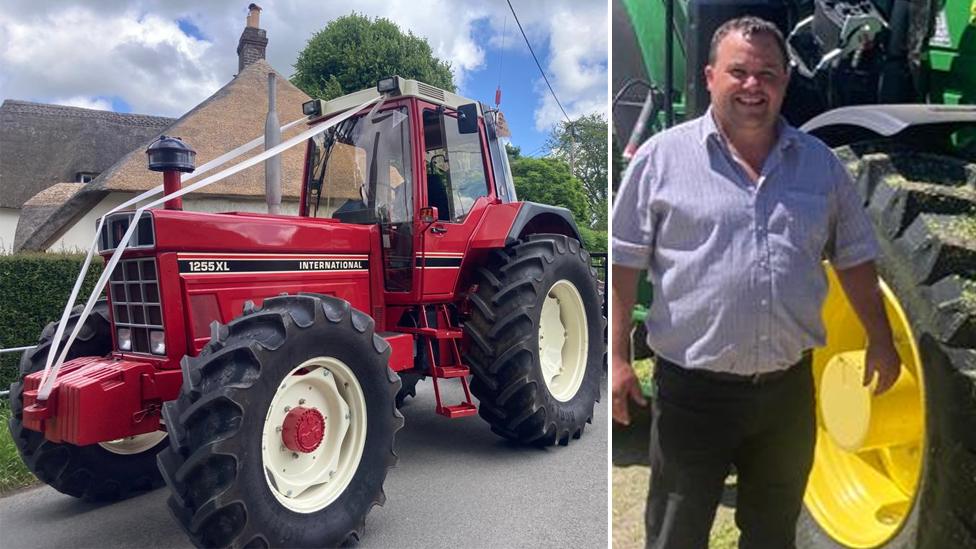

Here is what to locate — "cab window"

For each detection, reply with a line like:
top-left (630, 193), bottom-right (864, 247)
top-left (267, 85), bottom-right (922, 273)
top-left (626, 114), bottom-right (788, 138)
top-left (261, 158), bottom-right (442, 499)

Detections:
top-left (422, 109), bottom-right (489, 222)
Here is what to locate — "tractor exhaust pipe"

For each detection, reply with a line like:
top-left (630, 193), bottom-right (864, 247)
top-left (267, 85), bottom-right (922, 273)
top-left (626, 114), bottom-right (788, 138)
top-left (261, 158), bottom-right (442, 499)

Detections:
top-left (265, 72), bottom-right (282, 215)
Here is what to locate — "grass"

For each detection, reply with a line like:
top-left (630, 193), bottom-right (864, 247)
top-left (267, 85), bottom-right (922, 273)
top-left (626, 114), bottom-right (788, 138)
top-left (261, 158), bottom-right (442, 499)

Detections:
top-left (612, 464), bottom-right (740, 548)
top-left (0, 398), bottom-right (36, 495)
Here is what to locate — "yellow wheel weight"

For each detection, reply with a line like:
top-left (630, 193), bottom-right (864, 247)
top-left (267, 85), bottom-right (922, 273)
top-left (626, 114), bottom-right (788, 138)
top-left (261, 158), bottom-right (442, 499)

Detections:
top-left (819, 351), bottom-right (921, 453)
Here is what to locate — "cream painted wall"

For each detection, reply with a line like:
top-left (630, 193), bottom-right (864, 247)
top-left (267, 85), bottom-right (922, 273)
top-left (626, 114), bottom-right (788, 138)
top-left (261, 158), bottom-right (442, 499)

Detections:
top-left (0, 208), bottom-right (20, 254)
top-left (46, 193), bottom-right (301, 253)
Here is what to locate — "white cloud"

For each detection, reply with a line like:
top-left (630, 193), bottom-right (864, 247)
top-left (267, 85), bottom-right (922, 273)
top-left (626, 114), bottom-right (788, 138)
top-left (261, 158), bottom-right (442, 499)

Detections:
top-left (49, 96), bottom-right (113, 111)
top-left (0, 0), bottom-right (606, 134)
top-left (0, 4), bottom-right (221, 116)
top-left (527, 2), bottom-right (609, 131)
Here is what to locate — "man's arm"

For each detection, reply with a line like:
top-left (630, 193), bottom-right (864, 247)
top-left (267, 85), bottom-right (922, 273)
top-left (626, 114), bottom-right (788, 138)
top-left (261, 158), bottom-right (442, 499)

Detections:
top-left (834, 261), bottom-right (901, 394)
top-left (612, 265), bottom-right (647, 424)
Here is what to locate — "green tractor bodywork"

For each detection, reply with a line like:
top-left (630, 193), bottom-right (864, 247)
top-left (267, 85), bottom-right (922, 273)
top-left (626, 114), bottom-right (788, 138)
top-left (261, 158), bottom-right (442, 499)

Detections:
top-left (613, 0), bottom-right (976, 547)
top-left (926, 0), bottom-right (976, 104)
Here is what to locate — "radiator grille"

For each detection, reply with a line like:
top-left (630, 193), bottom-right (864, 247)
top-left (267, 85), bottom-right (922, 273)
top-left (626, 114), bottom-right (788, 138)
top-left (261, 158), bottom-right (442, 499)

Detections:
top-left (109, 258), bottom-right (163, 354)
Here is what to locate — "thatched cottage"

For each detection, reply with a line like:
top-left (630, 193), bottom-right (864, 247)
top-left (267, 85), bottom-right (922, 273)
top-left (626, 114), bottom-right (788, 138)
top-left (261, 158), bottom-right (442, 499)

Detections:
top-left (0, 101), bottom-right (174, 252)
top-left (6, 4), bottom-right (311, 252)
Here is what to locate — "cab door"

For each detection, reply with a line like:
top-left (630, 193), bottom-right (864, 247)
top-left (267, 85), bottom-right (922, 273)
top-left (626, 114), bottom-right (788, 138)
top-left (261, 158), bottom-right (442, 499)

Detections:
top-left (417, 103), bottom-right (496, 300)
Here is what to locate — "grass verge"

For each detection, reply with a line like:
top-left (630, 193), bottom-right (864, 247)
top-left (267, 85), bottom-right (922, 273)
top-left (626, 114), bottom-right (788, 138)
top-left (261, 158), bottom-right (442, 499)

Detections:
top-left (0, 398), bottom-right (36, 495)
top-left (612, 465), bottom-right (740, 548)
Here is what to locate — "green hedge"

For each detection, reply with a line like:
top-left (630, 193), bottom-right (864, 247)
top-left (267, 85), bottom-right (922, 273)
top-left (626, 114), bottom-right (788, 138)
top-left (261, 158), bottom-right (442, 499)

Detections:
top-left (0, 254), bottom-right (102, 389)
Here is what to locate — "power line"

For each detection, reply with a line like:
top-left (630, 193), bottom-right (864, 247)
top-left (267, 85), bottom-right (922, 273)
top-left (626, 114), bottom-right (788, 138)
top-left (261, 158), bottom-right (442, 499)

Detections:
top-left (505, 0), bottom-right (572, 126)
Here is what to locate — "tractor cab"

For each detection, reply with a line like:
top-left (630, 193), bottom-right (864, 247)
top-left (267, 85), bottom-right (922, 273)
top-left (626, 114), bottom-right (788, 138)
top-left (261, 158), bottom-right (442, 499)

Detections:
top-left (299, 77), bottom-right (519, 300)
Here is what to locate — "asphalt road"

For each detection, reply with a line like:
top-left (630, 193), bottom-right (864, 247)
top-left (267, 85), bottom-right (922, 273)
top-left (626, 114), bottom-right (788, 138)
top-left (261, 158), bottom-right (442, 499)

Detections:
top-left (0, 377), bottom-right (607, 549)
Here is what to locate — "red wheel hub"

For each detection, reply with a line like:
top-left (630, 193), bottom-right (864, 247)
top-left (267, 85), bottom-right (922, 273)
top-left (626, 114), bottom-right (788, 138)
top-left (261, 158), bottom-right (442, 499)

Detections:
top-left (281, 406), bottom-right (325, 453)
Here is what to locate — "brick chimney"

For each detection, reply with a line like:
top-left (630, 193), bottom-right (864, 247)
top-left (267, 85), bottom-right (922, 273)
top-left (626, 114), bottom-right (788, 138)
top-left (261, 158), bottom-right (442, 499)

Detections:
top-left (237, 4), bottom-right (267, 73)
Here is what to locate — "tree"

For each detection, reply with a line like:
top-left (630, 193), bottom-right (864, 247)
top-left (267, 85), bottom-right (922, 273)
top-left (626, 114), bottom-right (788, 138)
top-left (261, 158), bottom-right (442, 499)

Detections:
top-left (509, 156), bottom-right (605, 252)
top-left (505, 143), bottom-right (522, 160)
top-left (511, 157), bottom-right (589, 223)
top-left (546, 113), bottom-right (608, 216)
top-left (292, 14), bottom-right (456, 100)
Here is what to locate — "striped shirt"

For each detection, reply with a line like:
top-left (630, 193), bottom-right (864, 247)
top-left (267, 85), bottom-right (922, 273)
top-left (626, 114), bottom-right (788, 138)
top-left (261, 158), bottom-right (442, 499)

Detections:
top-left (612, 110), bottom-right (879, 374)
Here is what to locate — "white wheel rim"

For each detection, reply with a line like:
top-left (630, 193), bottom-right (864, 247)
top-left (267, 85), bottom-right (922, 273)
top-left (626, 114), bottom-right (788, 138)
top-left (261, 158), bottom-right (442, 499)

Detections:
top-left (99, 431), bottom-right (167, 455)
top-left (538, 279), bottom-right (589, 402)
top-left (261, 357), bottom-right (367, 514)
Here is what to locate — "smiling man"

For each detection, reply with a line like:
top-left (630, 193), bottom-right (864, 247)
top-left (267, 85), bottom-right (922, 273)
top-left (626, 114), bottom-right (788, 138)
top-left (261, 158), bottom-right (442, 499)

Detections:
top-left (611, 16), bottom-right (902, 549)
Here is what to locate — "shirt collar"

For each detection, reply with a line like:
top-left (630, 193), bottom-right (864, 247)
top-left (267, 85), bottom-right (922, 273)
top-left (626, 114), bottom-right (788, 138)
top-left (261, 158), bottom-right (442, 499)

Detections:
top-left (698, 106), bottom-right (799, 151)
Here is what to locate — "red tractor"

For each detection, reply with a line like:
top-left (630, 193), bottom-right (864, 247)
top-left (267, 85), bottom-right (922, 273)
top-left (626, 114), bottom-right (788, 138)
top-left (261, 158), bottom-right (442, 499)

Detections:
top-left (8, 77), bottom-right (604, 547)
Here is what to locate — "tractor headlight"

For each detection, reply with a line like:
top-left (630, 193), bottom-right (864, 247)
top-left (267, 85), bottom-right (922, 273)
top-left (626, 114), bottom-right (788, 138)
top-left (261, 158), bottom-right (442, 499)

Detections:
top-left (150, 330), bottom-right (166, 355)
top-left (377, 76), bottom-right (400, 94)
top-left (302, 99), bottom-right (323, 117)
top-left (118, 328), bottom-right (132, 351)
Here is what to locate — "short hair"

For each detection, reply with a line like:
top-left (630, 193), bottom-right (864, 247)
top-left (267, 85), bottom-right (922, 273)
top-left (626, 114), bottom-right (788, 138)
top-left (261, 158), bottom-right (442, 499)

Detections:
top-left (708, 16), bottom-right (788, 69)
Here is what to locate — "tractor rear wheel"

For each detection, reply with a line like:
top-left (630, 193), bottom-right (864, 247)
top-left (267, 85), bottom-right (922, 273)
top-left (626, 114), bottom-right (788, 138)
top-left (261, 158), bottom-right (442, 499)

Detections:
top-left (157, 294), bottom-right (402, 548)
top-left (465, 234), bottom-right (604, 446)
top-left (796, 146), bottom-right (976, 548)
top-left (7, 300), bottom-right (167, 500)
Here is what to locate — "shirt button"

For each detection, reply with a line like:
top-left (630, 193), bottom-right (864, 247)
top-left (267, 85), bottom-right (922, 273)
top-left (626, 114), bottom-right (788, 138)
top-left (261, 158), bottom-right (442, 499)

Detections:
top-left (761, 299), bottom-right (768, 306)
top-left (760, 335), bottom-right (769, 342)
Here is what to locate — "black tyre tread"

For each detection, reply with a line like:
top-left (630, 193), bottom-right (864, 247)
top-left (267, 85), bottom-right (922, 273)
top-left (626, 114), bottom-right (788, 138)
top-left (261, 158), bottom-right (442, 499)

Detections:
top-left (797, 146), bottom-right (976, 548)
top-left (464, 234), bottom-right (603, 447)
top-left (395, 371), bottom-right (424, 407)
top-left (158, 294), bottom-right (403, 549)
top-left (6, 300), bottom-right (166, 501)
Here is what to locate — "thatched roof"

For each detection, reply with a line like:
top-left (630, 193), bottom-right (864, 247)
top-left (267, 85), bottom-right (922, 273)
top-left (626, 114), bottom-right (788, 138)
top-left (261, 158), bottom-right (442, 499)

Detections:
top-left (13, 183), bottom-right (85, 249)
top-left (0, 100), bottom-right (174, 209)
top-left (17, 59), bottom-right (312, 252)
top-left (88, 59), bottom-right (311, 199)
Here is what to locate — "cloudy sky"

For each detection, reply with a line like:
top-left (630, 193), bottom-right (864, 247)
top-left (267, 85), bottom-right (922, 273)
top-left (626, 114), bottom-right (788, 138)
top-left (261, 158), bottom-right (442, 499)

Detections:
top-left (0, 0), bottom-right (607, 156)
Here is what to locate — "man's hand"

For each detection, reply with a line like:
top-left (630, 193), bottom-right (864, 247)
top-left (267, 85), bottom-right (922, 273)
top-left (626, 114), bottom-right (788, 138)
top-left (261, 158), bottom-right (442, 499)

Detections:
top-left (611, 265), bottom-right (648, 425)
top-left (863, 338), bottom-right (901, 395)
top-left (612, 357), bottom-right (647, 425)
top-left (834, 262), bottom-right (902, 396)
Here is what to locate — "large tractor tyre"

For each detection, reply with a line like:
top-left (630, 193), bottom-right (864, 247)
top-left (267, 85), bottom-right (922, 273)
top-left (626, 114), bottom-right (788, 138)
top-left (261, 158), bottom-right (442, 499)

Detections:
top-left (465, 234), bottom-right (604, 446)
top-left (796, 146), bottom-right (976, 549)
top-left (157, 294), bottom-right (403, 548)
top-left (7, 300), bottom-right (167, 501)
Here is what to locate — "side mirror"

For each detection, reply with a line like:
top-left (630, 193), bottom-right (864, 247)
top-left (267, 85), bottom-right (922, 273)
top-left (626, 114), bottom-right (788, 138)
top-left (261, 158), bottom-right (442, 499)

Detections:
top-left (420, 206), bottom-right (438, 224)
top-left (457, 103), bottom-right (479, 134)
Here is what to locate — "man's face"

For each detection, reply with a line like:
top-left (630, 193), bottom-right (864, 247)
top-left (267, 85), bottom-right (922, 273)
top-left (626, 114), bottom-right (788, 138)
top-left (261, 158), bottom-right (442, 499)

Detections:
top-left (705, 30), bottom-right (789, 133)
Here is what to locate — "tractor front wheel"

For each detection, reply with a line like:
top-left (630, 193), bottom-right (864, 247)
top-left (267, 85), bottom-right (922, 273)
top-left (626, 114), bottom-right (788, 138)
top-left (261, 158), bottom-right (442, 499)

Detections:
top-left (7, 300), bottom-right (167, 500)
top-left (157, 294), bottom-right (402, 548)
top-left (465, 234), bottom-right (604, 446)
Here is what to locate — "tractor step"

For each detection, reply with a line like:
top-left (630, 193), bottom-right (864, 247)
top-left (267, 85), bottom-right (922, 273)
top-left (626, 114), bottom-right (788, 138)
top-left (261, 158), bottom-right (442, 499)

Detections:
top-left (400, 327), bottom-right (463, 339)
top-left (436, 403), bottom-right (478, 418)
top-left (433, 365), bottom-right (470, 378)
top-left (415, 303), bottom-right (476, 420)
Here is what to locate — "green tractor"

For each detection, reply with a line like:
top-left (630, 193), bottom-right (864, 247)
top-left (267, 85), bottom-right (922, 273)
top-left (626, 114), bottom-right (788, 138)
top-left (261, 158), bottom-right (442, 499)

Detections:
top-left (612, 0), bottom-right (975, 547)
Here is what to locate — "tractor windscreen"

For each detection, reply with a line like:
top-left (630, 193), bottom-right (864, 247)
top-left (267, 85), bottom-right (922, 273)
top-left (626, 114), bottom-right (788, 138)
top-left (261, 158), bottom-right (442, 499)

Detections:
top-left (305, 107), bottom-right (412, 224)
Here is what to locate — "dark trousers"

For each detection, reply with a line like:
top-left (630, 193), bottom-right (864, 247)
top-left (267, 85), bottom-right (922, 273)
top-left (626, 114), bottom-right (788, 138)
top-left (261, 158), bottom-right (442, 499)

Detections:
top-left (645, 355), bottom-right (815, 549)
